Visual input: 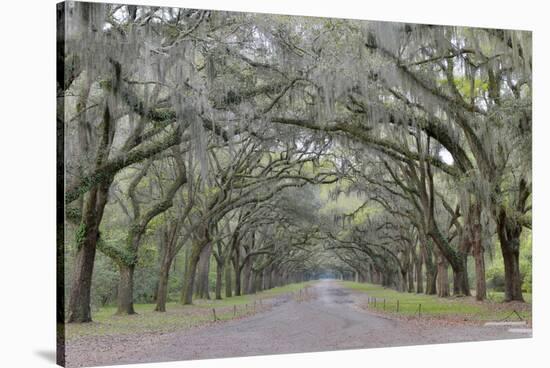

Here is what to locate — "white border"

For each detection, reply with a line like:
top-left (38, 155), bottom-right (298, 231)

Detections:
top-left (1, 1), bottom-right (547, 367)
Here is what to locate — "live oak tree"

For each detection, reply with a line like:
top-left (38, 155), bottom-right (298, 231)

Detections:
top-left (60, 3), bottom-right (531, 324)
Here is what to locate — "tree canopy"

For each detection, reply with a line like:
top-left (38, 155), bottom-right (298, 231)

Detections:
top-left (58, 2), bottom-right (531, 323)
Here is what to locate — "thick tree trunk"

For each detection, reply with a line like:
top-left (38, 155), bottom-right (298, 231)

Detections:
top-left (67, 183), bottom-right (110, 323)
top-left (258, 270), bottom-right (264, 292)
top-left (195, 243), bottom-right (211, 299)
top-left (451, 253), bottom-right (470, 296)
top-left (465, 204), bottom-right (486, 300)
top-left (224, 258), bottom-right (232, 297)
top-left (501, 243), bottom-right (523, 301)
top-left (400, 270), bottom-right (407, 292)
top-left (233, 256), bottom-right (241, 296)
top-left (66, 233), bottom-right (97, 323)
top-left (415, 256), bottom-right (423, 293)
top-left (408, 265), bottom-right (415, 292)
top-left (266, 266), bottom-right (273, 289)
top-left (425, 258), bottom-right (437, 295)
top-left (472, 224), bottom-right (486, 300)
top-left (154, 263), bottom-right (169, 312)
top-left (215, 260), bottom-right (223, 300)
top-left (242, 260), bottom-right (251, 295)
top-left (116, 264), bottom-right (136, 315)
top-left (436, 254), bottom-right (450, 297)
top-left (419, 238), bottom-right (437, 294)
top-left (497, 213), bottom-right (524, 302)
top-left (181, 243), bottom-right (202, 305)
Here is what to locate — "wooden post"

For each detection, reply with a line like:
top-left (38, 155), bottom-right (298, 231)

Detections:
top-left (396, 300), bottom-right (400, 313)
top-left (233, 305), bottom-right (236, 316)
top-left (418, 304), bottom-right (421, 317)
top-left (374, 298), bottom-right (376, 308)
top-left (254, 300), bottom-right (256, 311)
top-left (383, 299), bottom-right (386, 310)
top-left (212, 308), bottom-right (217, 321)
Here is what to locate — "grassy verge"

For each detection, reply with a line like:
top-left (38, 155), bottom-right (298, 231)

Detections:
top-left (340, 281), bottom-right (531, 322)
top-left (66, 281), bottom-right (312, 341)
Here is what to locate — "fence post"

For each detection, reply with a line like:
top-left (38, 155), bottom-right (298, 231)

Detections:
top-left (418, 304), bottom-right (421, 317)
top-left (233, 305), bottom-right (237, 316)
top-left (212, 308), bottom-right (217, 321)
top-left (374, 298), bottom-right (376, 308)
top-left (383, 299), bottom-right (386, 311)
top-left (396, 300), bottom-right (400, 313)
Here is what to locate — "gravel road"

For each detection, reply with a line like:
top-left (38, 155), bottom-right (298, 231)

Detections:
top-left (66, 280), bottom-right (528, 367)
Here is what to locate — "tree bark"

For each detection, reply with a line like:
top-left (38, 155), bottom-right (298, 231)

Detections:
top-left (408, 263), bottom-right (415, 292)
top-left (154, 261), bottom-right (170, 312)
top-left (215, 259), bottom-right (223, 300)
top-left (224, 257), bottom-right (232, 297)
top-left (242, 260), bottom-right (251, 295)
top-left (181, 242), bottom-right (202, 305)
top-left (67, 182), bottom-right (110, 323)
top-left (233, 251), bottom-right (241, 296)
top-left (471, 215), bottom-right (486, 300)
top-left (116, 263), bottom-right (136, 315)
top-left (497, 211), bottom-right (524, 302)
top-left (422, 241), bottom-right (437, 295)
top-left (436, 252), bottom-right (450, 297)
top-left (452, 253), bottom-right (470, 296)
top-left (195, 242), bottom-right (211, 299)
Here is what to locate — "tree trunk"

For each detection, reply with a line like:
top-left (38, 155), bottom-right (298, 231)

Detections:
top-left (215, 259), bottom-right (223, 300)
top-left (67, 183), bottom-right (110, 323)
top-left (242, 260), bottom-right (251, 295)
top-left (116, 264), bottom-right (136, 315)
top-left (451, 253), bottom-right (470, 296)
top-left (501, 246), bottom-right (523, 301)
top-left (408, 264), bottom-right (415, 292)
top-left (472, 223), bottom-right (486, 301)
top-left (155, 254), bottom-right (172, 312)
top-left (266, 266), bottom-right (273, 289)
top-left (233, 248), bottom-right (241, 296)
top-left (436, 253), bottom-right (449, 297)
top-left (66, 232), bottom-right (97, 323)
top-left (400, 270), bottom-right (407, 292)
top-left (195, 242), bottom-right (211, 299)
top-left (414, 256), bottom-right (423, 293)
top-left (424, 251), bottom-right (437, 295)
top-left (181, 243), bottom-right (202, 305)
top-left (225, 258), bottom-right (232, 297)
top-left (497, 213), bottom-right (524, 302)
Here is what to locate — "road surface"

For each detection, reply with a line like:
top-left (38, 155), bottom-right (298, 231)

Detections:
top-left (66, 280), bottom-right (528, 367)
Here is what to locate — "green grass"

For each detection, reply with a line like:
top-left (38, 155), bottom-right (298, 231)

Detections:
top-left (340, 281), bottom-right (531, 322)
top-left (66, 281), bottom-right (312, 341)
top-left (486, 290), bottom-right (532, 303)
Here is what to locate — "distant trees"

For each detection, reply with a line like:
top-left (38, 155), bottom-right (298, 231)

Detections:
top-left (59, 2), bottom-right (531, 324)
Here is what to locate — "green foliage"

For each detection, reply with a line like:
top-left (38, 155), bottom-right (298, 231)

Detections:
top-left (90, 255), bottom-right (119, 309)
top-left (75, 222), bottom-right (87, 250)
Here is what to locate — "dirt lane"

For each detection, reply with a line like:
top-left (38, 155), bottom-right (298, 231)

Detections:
top-left (66, 280), bottom-right (528, 367)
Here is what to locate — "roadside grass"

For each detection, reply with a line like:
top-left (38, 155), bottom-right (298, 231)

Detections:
top-left (66, 281), bottom-right (312, 341)
top-left (340, 281), bottom-right (532, 322)
top-left (487, 290), bottom-right (532, 303)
